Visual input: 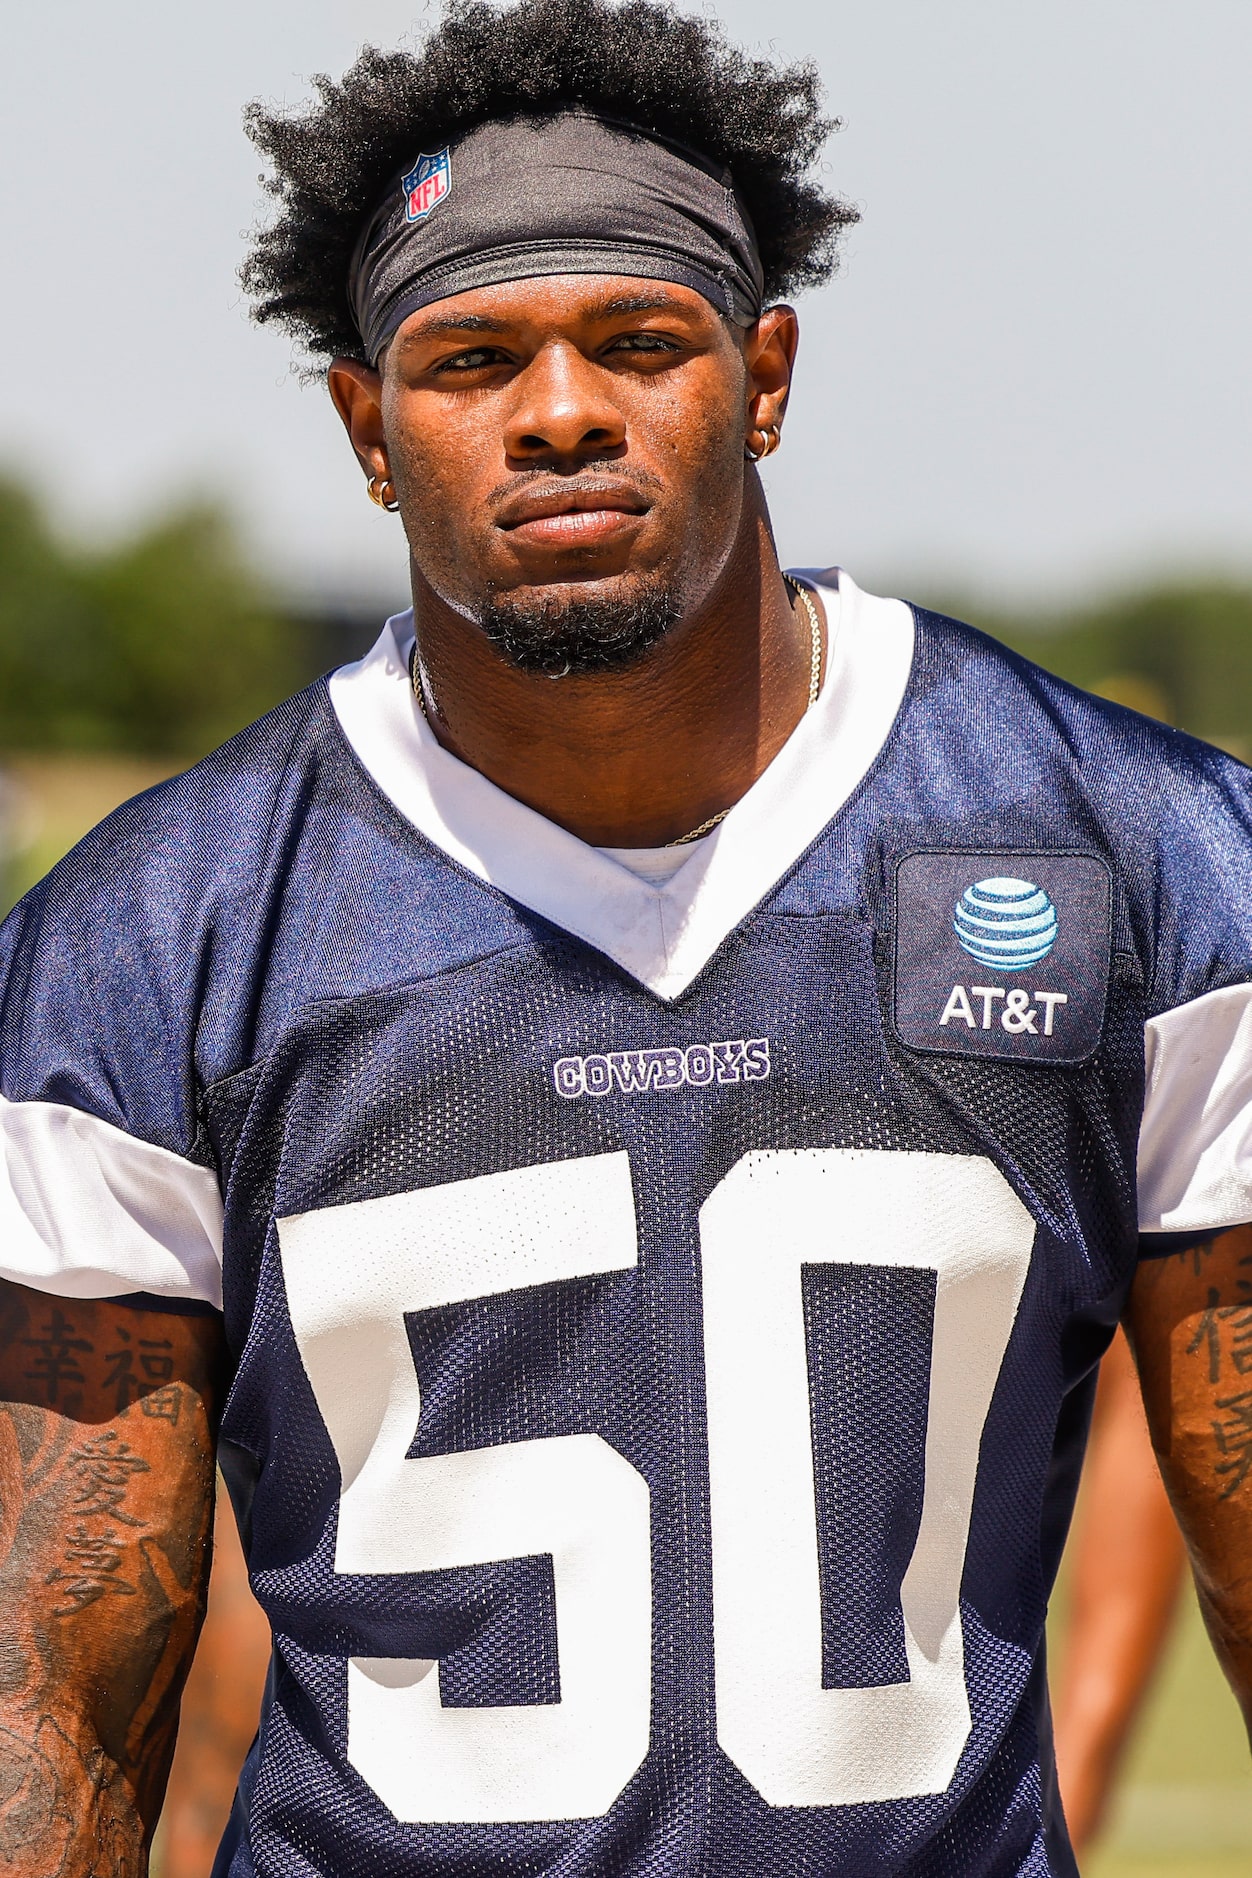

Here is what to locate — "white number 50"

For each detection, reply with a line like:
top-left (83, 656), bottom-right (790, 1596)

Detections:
top-left (279, 1148), bottom-right (1033, 1824)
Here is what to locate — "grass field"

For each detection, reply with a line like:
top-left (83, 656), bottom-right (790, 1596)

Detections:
top-left (5, 755), bottom-right (1251, 1873)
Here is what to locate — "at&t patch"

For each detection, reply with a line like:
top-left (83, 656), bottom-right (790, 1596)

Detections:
top-left (893, 851), bottom-right (1112, 1065)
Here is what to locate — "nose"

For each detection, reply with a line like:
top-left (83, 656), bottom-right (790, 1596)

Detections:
top-left (502, 341), bottom-right (627, 464)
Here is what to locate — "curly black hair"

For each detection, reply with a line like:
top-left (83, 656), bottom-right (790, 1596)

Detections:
top-left (241, 0), bottom-right (858, 366)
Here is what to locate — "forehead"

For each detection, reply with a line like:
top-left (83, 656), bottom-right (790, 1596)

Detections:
top-left (389, 273), bottom-right (724, 349)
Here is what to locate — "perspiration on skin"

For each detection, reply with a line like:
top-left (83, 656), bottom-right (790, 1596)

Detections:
top-left (328, 270), bottom-right (817, 849)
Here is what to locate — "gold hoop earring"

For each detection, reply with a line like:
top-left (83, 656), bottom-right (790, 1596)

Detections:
top-left (367, 474), bottom-right (400, 512)
top-left (744, 425), bottom-right (781, 464)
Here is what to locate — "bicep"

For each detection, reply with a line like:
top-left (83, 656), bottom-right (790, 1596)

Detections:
top-left (0, 1277), bottom-right (226, 1833)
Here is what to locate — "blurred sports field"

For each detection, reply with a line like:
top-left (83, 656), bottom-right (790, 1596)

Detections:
top-left (1054, 1578), bottom-right (1252, 1876)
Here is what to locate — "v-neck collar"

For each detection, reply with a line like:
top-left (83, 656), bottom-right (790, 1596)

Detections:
top-left (329, 569), bottom-right (915, 1001)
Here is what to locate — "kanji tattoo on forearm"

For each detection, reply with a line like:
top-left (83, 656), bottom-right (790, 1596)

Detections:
top-left (1128, 1223), bottom-right (1252, 1739)
top-left (0, 1280), bottom-right (225, 1877)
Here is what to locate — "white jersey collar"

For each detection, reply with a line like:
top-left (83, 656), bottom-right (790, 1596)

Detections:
top-left (330, 570), bottom-right (915, 1001)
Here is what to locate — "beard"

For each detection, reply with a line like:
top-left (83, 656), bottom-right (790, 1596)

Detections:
top-left (476, 577), bottom-right (683, 676)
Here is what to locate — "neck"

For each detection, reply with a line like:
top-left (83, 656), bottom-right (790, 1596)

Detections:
top-left (408, 500), bottom-right (824, 849)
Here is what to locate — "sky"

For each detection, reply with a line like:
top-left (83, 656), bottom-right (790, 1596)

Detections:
top-left (2, 0), bottom-right (1249, 612)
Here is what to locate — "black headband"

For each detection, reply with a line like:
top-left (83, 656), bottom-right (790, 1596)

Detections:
top-left (348, 111), bottom-right (765, 364)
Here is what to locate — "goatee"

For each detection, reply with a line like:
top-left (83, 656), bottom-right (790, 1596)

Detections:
top-left (477, 582), bottom-right (682, 676)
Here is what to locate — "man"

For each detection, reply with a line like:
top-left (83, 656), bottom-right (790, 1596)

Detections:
top-left (0, 1), bottom-right (1249, 1873)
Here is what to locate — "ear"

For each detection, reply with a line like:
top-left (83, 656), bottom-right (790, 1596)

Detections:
top-left (327, 358), bottom-right (390, 484)
top-left (741, 306), bottom-right (800, 448)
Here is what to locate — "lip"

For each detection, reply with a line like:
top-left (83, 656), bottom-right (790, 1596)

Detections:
top-left (504, 507), bottom-right (645, 549)
top-left (495, 480), bottom-right (650, 548)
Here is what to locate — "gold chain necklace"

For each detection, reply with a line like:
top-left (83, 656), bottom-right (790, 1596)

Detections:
top-left (666, 576), bottom-right (823, 845)
top-left (409, 574), bottom-right (824, 847)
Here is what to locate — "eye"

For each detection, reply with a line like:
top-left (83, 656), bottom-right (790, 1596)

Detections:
top-left (604, 331), bottom-right (682, 355)
top-left (433, 347), bottom-right (509, 373)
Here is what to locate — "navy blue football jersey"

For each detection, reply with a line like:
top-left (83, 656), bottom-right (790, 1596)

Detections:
top-left (3, 571), bottom-right (1252, 1877)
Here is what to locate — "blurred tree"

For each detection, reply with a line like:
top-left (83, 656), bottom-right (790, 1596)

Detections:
top-left (81, 506), bottom-right (308, 756)
top-left (0, 477), bottom-right (310, 758)
top-left (0, 480), bottom-right (91, 750)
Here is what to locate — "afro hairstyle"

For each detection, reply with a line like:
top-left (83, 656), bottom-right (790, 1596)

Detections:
top-left (241, 0), bottom-right (858, 367)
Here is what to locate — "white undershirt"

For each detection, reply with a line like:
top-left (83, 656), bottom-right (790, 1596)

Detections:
top-left (597, 842), bottom-right (704, 884)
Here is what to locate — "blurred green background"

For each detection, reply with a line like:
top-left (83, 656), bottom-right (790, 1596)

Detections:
top-left (0, 475), bottom-right (1250, 1872)
top-left (1051, 1572), bottom-right (1252, 1877)
top-left (0, 474), bottom-right (374, 910)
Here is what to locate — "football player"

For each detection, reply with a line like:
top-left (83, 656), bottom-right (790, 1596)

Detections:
top-left (1, 2), bottom-right (1250, 1874)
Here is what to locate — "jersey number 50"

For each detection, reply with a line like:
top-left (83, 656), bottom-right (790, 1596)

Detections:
top-left (279, 1148), bottom-right (1033, 1824)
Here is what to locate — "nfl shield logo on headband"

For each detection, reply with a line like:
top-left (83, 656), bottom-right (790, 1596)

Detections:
top-left (402, 148), bottom-right (451, 223)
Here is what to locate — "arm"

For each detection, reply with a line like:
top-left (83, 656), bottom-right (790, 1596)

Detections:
top-left (1051, 1327), bottom-right (1186, 1852)
top-left (1126, 1222), bottom-right (1252, 1741)
top-left (0, 1276), bottom-right (225, 1877)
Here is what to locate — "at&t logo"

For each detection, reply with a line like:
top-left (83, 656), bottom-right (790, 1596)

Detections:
top-left (953, 877), bottom-right (1059, 971)
top-left (942, 876), bottom-right (1066, 1035)
top-left (939, 983), bottom-right (1068, 1036)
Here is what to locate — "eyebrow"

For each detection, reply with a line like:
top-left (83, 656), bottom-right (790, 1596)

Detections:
top-left (397, 312), bottom-right (509, 347)
top-left (586, 291), bottom-right (690, 319)
top-left (397, 288), bottom-right (696, 352)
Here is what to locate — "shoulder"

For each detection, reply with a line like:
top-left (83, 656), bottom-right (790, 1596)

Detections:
top-left (32, 679), bottom-right (332, 907)
top-left (0, 694), bottom-right (337, 1309)
top-left (0, 682), bottom-right (335, 1143)
top-left (911, 600), bottom-right (1252, 823)
top-left (913, 601), bottom-right (1114, 722)
top-left (1, 678), bottom-right (337, 984)
top-left (909, 605), bottom-right (1252, 1011)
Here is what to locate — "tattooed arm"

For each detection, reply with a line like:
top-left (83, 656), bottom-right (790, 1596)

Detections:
top-left (0, 1277), bottom-right (225, 1877)
top-left (1126, 1223), bottom-right (1252, 1741)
